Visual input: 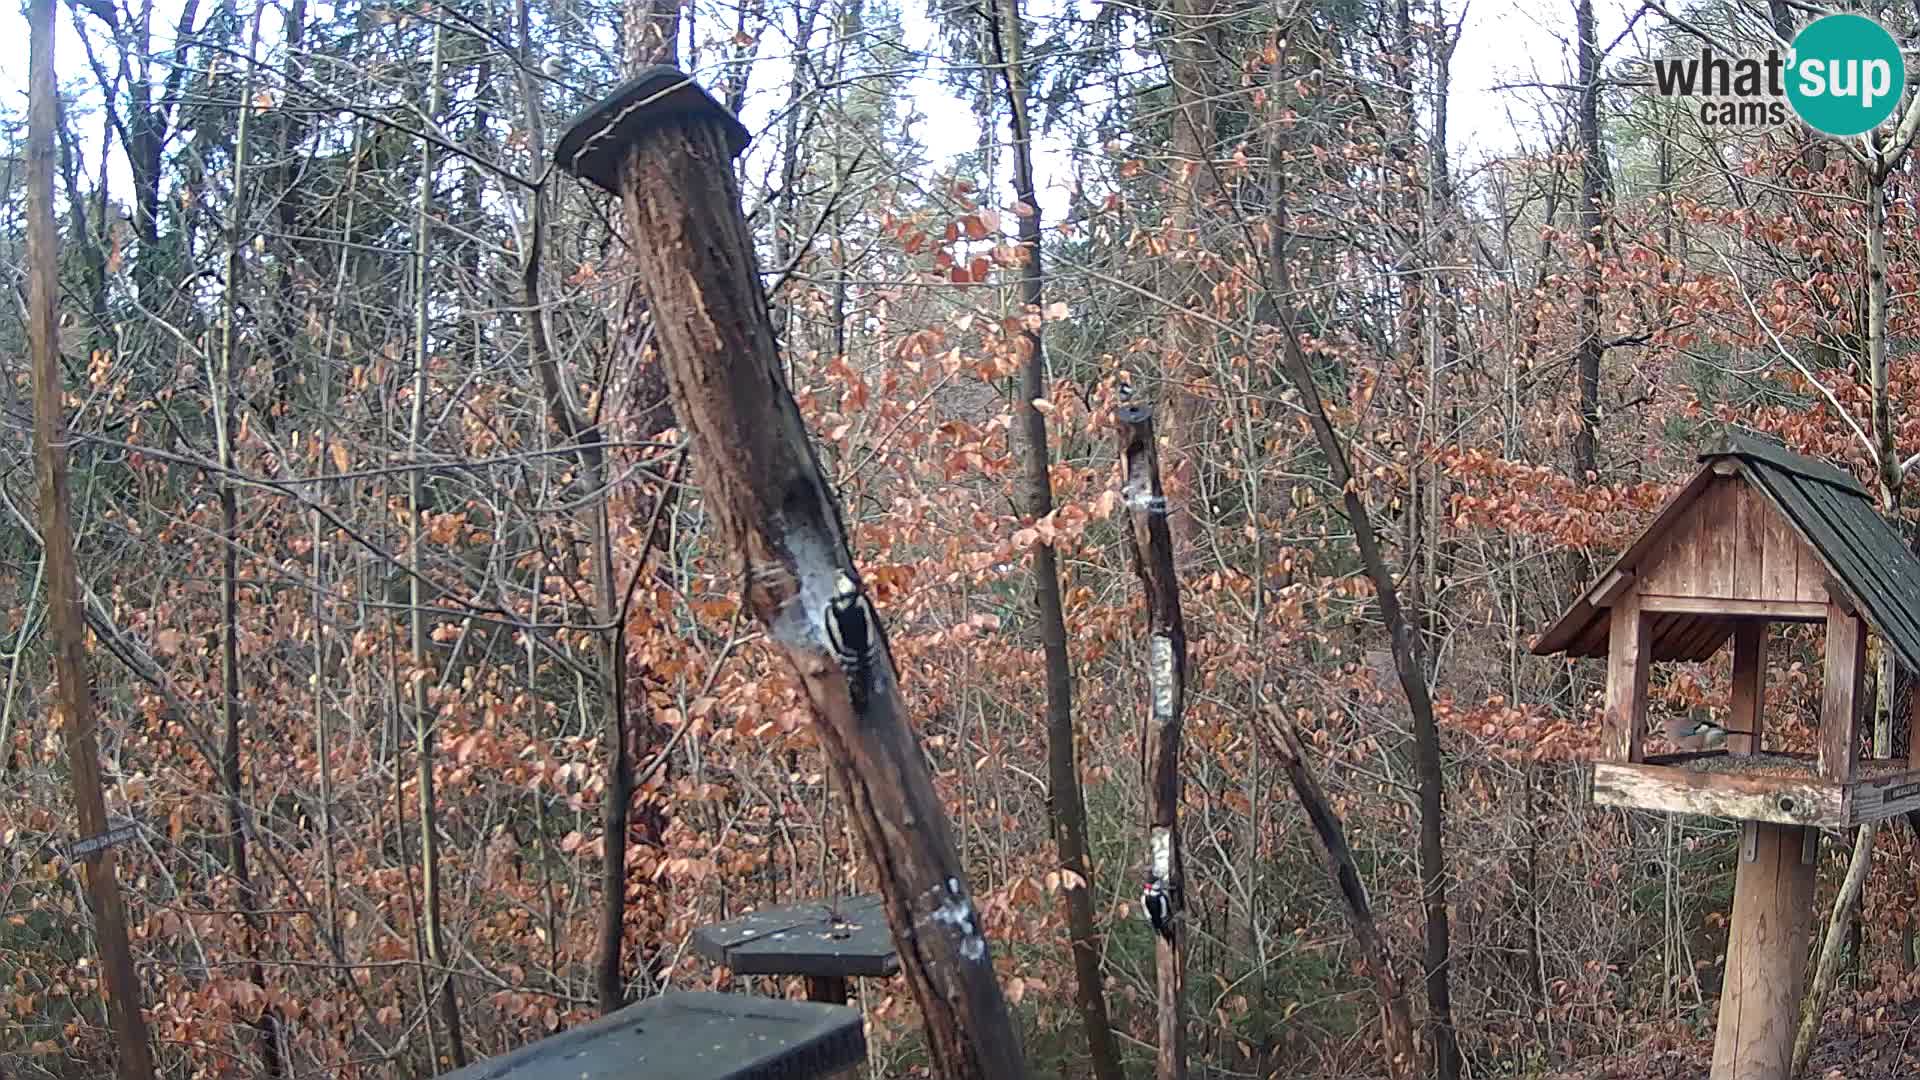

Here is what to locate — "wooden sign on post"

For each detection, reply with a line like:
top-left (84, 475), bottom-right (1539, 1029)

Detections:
top-left (66, 823), bottom-right (141, 861)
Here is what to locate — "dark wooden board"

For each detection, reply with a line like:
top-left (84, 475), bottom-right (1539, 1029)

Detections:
top-left (692, 895), bottom-right (901, 979)
top-left (553, 66), bottom-right (750, 194)
top-left (435, 991), bottom-right (865, 1080)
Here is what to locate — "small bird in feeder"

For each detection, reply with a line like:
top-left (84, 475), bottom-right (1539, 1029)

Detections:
top-left (1666, 714), bottom-right (1751, 751)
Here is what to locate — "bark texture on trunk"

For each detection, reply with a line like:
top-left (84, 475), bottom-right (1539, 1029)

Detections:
top-left (27, 0), bottom-right (157, 1073)
top-left (1572, 0), bottom-right (1608, 484)
top-left (1118, 403), bottom-right (1189, 1080)
top-left (1159, 0), bottom-right (1220, 562)
top-left (987, 2), bottom-right (1125, 1075)
top-left (601, 113), bottom-right (1027, 1079)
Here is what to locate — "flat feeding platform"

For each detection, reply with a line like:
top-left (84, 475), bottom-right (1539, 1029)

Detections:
top-left (435, 991), bottom-right (864, 1080)
top-left (1673, 752), bottom-right (1911, 780)
top-left (691, 895), bottom-right (899, 980)
top-left (1595, 753), bottom-right (1920, 826)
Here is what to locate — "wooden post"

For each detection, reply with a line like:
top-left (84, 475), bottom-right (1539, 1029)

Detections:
top-left (554, 69), bottom-right (1026, 1079)
top-left (1729, 622), bottom-right (1766, 755)
top-left (1115, 402), bottom-right (1189, 1080)
top-left (1604, 590), bottom-right (1650, 763)
top-left (1909, 679), bottom-right (1920, 771)
top-left (26, 1), bottom-right (158, 1076)
top-left (1712, 822), bottom-right (1817, 1080)
top-left (1821, 604), bottom-right (1866, 783)
top-left (805, 976), bottom-right (849, 1005)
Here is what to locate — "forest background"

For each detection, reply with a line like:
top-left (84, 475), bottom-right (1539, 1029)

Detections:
top-left (4, 0), bottom-right (1918, 1076)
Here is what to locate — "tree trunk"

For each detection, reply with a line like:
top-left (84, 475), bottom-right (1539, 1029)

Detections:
top-left (1797, 826), bottom-right (1874, 1074)
top-left (1572, 0), bottom-right (1608, 484)
top-left (262, 0), bottom-right (308, 428)
top-left (566, 80), bottom-right (1028, 1078)
top-left (216, 17), bottom-right (282, 1075)
top-left (1268, 716), bottom-right (1418, 1078)
top-left (987, 4), bottom-right (1125, 1077)
top-left (1159, 0), bottom-right (1219, 563)
top-left (609, 0), bottom-right (682, 442)
top-left (1263, 51), bottom-right (1460, 1080)
top-left (1798, 150), bottom-right (1903, 1080)
top-left (588, 0), bottom-right (685, 1011)
top-left (410, 25), bottom-right (466, 1069)
top-left (1867, 168), bottom-right (1899, 518)
top-left (27, 1), bottom-right (157, 1073)
top-left (1118, 403), bottom-right (1189, 1080)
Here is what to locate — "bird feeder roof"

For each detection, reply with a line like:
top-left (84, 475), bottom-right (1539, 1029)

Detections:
top-left (1532, 431), bottom-right (1920, 673)
top-left (554, 66), bottom-right (750, 194)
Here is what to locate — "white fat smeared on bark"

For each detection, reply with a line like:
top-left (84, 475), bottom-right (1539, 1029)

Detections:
top-left (1151, 827), bottom-right (1173, 881)
top-left (762, 520), bottom-right (843, 654)
top-left (1123, 480), bottom-right (1168, 516)
top-left (1149, 633), bottom-right (1176, 724)
top-left (931, 876), bottom-right (987, 964)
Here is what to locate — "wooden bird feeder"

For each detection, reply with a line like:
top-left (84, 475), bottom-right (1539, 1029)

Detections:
top-left (692, 894), bottom-right (901, 1006)
top-left (1534, 432), bottom-right (1920, 1080)
top-left (434, 991), bottom-right (865, 1080)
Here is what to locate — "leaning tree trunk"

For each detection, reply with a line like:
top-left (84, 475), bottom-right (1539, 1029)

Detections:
top-left (26, 1), bottom-right (157, 1074)
top-left (1794, 821), bottom-right (1876, 1075)
top-left (1268, 715), bottom-right (1418, 1078)
top-left (986, 3), bottom-right (1125, 1076)
top-left (556, 72), bottom-right (1027, 1079)
top-left (1264, 48), bottom-right (1461, 1080)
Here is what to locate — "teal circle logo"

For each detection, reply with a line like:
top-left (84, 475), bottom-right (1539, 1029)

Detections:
top-left (1786, 14), bottom-right (1905, 136)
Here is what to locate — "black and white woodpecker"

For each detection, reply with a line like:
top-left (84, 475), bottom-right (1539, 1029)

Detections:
top-left (1141, 877), bottom-right (1178, 943)
top-left (824, 569), bottom-right (879, 712)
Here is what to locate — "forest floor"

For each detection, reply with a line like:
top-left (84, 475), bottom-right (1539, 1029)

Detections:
top-left (1551, 998), bottom-right (1920, 1079)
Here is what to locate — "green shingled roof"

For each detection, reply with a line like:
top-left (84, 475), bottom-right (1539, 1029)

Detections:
top-left (1708, 431), bottom-right (1920, 675)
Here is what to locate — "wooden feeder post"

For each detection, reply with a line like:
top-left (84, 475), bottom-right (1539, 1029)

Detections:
top-left (553, 69), bottom-right (1026, 1079)
top-left (1533, 434), bottom-right (1920, 1080)
top-left (1713, 821), bottom-right (1816, 1079)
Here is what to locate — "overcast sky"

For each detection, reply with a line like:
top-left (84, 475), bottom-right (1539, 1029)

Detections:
top-left (1, 0), bottom-right (1639, 208)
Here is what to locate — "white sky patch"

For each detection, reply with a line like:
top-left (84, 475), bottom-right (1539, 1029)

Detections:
top-left (2, 0), bottom-right (1643, 230)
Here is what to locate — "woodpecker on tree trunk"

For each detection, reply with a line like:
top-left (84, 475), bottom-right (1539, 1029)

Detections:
top-left (825, 570), bottom-right (877, 713)
top-left (1142, 877), bottom-right (1176, 942)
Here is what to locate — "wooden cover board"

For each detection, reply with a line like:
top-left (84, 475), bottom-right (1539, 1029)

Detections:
top-left (433, 991), bottom-right (866, 1080)
top-left (1636, 479), bottom-right (1824, 604)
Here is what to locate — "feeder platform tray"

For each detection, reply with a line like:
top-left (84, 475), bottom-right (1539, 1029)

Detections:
top-left (1594, 751), bottom-right (1920, 826)
top-left (691, 894), bottom-right (899, 1005)
top-left (434, 991), bottom-right (864, 1080)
